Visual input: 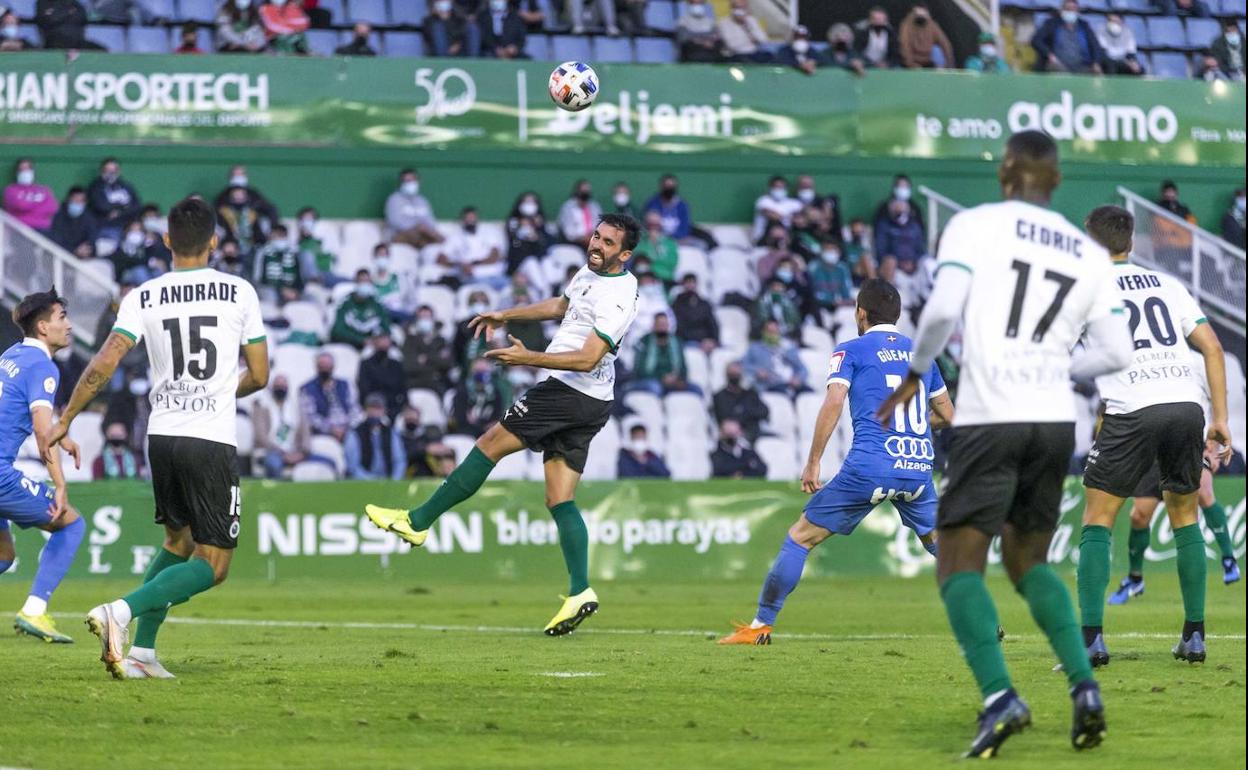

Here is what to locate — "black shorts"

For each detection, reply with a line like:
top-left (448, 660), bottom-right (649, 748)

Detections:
top-left (499, 377), bottom-right (612, 474)
top-left (939, 422), bottom-right (1075, 537)
top-left (149, 435), bottom-right (241, 549)
top-left (1084, 402), bottom-right (1204, 499)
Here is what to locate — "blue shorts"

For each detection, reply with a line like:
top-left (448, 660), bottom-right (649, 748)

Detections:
top-left (0, 472), bottom-right (55, 531)
top-left (803, 468), bottom-right (937, 537)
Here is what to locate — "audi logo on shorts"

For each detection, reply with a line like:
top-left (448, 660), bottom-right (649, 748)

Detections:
top-left (885, 436), bottom-right (935, 460)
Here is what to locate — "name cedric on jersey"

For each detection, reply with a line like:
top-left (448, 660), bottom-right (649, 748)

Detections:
top-left (138, 281), bottom-right (240, 308)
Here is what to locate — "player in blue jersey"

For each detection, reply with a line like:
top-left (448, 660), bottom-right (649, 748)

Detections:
top-left (0, 288), bottom-right (85, 643)
top-left (718, 280), bottom-right (954, 644)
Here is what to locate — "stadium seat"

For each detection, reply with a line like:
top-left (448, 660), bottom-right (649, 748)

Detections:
top-left (1150, 51), bottom-right (1190, 78)
top-left (323, 343), bottom-right (361, 383)
top-left (407, 388), bottom-right (447, 428)
top-left (1185, 18), bottom-right (1222, 50)
top-left (1123, 15), bottom-right (1149, 47)
top-left (666, 439), bottom-right (710, 479)
top-left (795, 392), bottom-right (822, 438)
top-left (318, 0), bottom-right (347, 24)
top-left (760, 392), bottom-right (797, 441)
top-left (492, 450), bottom-right (529, 480)
top-left (384, 31), bottom-right (425, 57)
top-left (798, 349), bottom-right (828, 387)
top-left (623, 390), bottom-right (665, 439)
top-left (87, 25), bottom-right (126, 51)
top-left (708, 225), bottom-right (751, 251)
top-left (306, 29), bottom-right (340, 56)
top-left (706, 347), bottom-right (737, 393)
top-left (1217, 0), bottom-right (1246, 13)
top-left (65, 413), bottom-right (103, 482)
top-left (177, 0), bottom-right (218, 23)
top-left (755, 436), bottom-right (798, 481)
top-left (347, 0), bottom-right (388, 25)
top-left (643, 2), bottom-right (675, 32)
top-left (1079, 0), bottom-right (1110, 11)
top-left (128, 26), bottom-right (172, 54)
top-left (675, 245), bottom-right (710, 285)
top-left (309, 435), bottom-right (347, 476)
top-left (583, 419), bottom-right (620, 480)
top-left (340, 220), bottom-right (384, 275)
top-left (282, 301), bottom-right (328, 339)
top-left (440, 434), bottom-right (477, 466)
top-left (389, 0), bottom-right (429, 26)
top-left (415, 284), bottom-right (456, 330)
top-left (684, 347), bottom-right (711, 398)
top-left (236, 414), bottom-right (255, 456)
top-left (799, 325), bottom-right (833, 356)
top-left (292, 460), bottom-right (337, 481)
top-left (524, 33), bottom-right (551, 60)
top-left (536, 0), bottom-right (564, 31)
top-left (551, 35), bottom-right (593, 63)
top-left (713, 306), bottom-right (750, 355)
top-left (634, 37), bottom-right (678, 64)
top-left (665, 392), bottom-right (708, 431)
top-left (1146, 16), bottom-right (1185, 49)
top-left (1110, 0), bottom-right (1157, 12)
top-left (273, 344), bottom-right (319, 387)
top-left (143, 0), bottom-right (176, 18)
top-left (6, 0), bottom-right (35, 18)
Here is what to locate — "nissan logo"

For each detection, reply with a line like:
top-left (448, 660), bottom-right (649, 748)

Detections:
top-left (885, 436), bottom-right (935, 460)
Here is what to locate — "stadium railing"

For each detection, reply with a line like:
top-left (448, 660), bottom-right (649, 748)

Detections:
top-left (1117, 186), bottom-right (1247, 337)
top-left (0, 210), bottom-right (117, 352)
top-left (919, 185), bottom-right (967, 258)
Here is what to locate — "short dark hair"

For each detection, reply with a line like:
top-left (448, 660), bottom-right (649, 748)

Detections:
top-left (598, 213), bottom-right (641, 252)
top-left (100, 157), bottom-right (118, 168)
top-left (1006, 130), bottom-right (1058, 167)
top-left (167, 196), bottom-right (216, 256)
top-left (399, 167), bottom-right (417, 179)
top-left (768, 175), bottom-right (786, 186)
top-left (856, 278), bottom-right (901, 326)
top-left (1161, 179), bottom-right (1178, 191)
top-left (1085, 205), bottom-right (1134, 255)
top-left (66, 185), bottom-right (86, 198)
top-left (12, 287), bottom-right (67, 337)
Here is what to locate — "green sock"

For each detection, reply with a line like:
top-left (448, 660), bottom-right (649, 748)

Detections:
top-left (1077, 525), bottom-right (1112, 629)
top-left (940, 572), bottom-right (1011, 698)
top-left (549, 501), bottom-right (590, 595)
top-left (1201, 501), bottom-right (1235, 561)
top-left (122, 559), bottom-right (215, 618)
top-left (1127, 526), bottom-right (1150, 576)
top-left (132, 548), bottom-right (188, 649)
top-left (409, 447), bottom-right (496, 531)
top-left (1174, 523), bottom-right (1207, 623)
top-left (1018, 564), bottom-right (1094, 688)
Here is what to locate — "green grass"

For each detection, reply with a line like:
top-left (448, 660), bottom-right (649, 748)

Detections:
top-left (0, 573), bottom-right (1243, 770)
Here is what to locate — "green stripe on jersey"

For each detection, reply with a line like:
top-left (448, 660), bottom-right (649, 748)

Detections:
top-left (112, 327), bottom-right (137, 342)
top-left (1195, 317), bottom-right (1207, 325)
top-left (936, 261), bottom-right (973, 274)
top-left (246, 335), bottom-right (267, 345)
top-left (594, 328), bottom-right (618, 353)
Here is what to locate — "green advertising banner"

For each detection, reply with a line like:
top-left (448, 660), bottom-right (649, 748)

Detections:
top-left (0, 478), bottom-right (1242, 584)
top-left (1, 53), bottom-right (1242, 166)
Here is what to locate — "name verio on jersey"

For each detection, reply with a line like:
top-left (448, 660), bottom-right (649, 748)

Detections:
top-left (138, 281), bottom-right (239, 308)
top-left (1116, 273), bottom-right (1162, 291)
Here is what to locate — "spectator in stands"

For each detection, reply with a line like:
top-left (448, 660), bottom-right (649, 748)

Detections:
top-left (175, 22), bottom-right (203, 53)
top-left (618, 425), bottom-right (671, 478)
top-left (503, 274), bottom-right (548, 351)
top-left (331, 271), bottom-right (390, 349)
top-left (632, 211), bottom-right (679, 284)
top-left (302, 0), bottom-right (329, 27)
top-left (515, 0), bottom-right (545, 32)
top-left (345, 394), bottom-right (407, 480)
top-left (1223, 188), bottom-right (1246, 248)
top-left (1196, 50), bottom-right (1233, 81)
top-left (253, 374), bottom-right (310, 479)
top-left (672, 273), bottom-right (719, 353)
top-left (505, 190), bottom-right (553, 274)
top-left (609, 182), bottom-right (640, 220)
top-left (480, 0), bottom-right (526, 58)
top-left (872, 173), bottom-right (923, 229)
top-left (453, 289), bottom-right (494, 369)
top-left (425, 0), bottom-right (481, 57)
top-left (358, 331), bottom-right (406, 418)
top-left (1158, 0), bottom-right (1211, 17)
top-left (711, 419), bottom-right (767, 479)
top-left (217, 185), bottom-right (265, 259)
top-left (254, 223), bottom-right (304, 304)
top-left (1032, 1), bottom-right (1103, 74)
top-left (823, 23), bottom-right (865, 74)
top-left (753, 176), bottom-right (802, 243)
top-left (87, 157), bottom-right (141, 244)
top-left (965, 30), bottom-right (1010, 73)
top-left (854, 5), bottom-right (899, 69)
top-left (214, 165), bottom-right (278, 235)
top-left (386, 168), bottom-right (443, 248)
top-left (371, 244), bottom-right (412, 323)
top-left (1096, 13), bottom-right (1143, 76)
top-left (795, 174), bottom-right (842, 244)
top-left (259, 0), bottom-right (313, 55)
top-left (301, 352), bottom-right (357, 441)
top-left (217, 0), bottom-right (267, 53)
top-left (677, 0), bottom-right (720, 63)
top-left (558, 179), bottom-right (602, 249)
top-left (48, 186), bottom-right (98, 259)
top-left (778, 24), bottom-right (821, 75)
top-left (403, 305), bottom-right (456, 393)
top-left (568, 0), bottom-right (618, 36)
top-left (874, 197), bottom-right (927, 281)
top-left (845, 216), bottom-right (877, 282)
top-left (754, 224), bottom-right (794, 285)
top-left (1, 9), bottom-right (36, 50)
top-left (140, 203), bottom-right (165, 236)
top-left (4, 159), bottom-right (57, 231)
top-left (35, 0), bottom-right (104, 49)
top-left (631, 313), bottom-right (697, 396)
top-left (743, 319), bottom-right (808, 396)
top-left (718, 0), bottom-right (771, 63)
top-left (296, 206), bottom-right (339, 282)
top-left (450, 358), bottom-right (508, 437)
top-left (713, 362), bottom-right (768, 442)
top-left (634, 271), bottom-right (674, 339)
top-left (396, 407), bottom-right (444, 477)
top-left (211, 237), bottom-right (247, 278)
top-left (110, 220), bottom-right (164, 284)
top-left (642, 174), bottom-right (689, 241)
top-left (617, 0), bottom-right (648, 37)
top-left (898, 3), bottom-right (952, 69)
top-left (1210, 19), bottom-right (1244, 81)
top-left (86, 0), bottom-right (158, 24)
top-left (92, 421), bottom-right (145, 480)
top-left (809, 237), bottom-right (856, 330)
top-left (335, 20), bottom-right (377, 55)
top-left (1157, 180), bottom-right (1197, 223)
top-left (437, 206), bottom-right (506, 289)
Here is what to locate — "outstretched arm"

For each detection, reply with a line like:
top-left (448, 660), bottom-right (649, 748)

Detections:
top-left (486, 332), bottom-right (610, 374)
top-left (56, 332), bottom-right (135, 433)
top-left (469, 296), bottom-right (569, 340)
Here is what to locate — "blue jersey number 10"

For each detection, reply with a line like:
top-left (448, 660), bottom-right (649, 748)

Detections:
top-left (884, 374), bottom-right (928, 435)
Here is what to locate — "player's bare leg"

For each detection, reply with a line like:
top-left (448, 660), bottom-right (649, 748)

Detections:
top-left (15, 506), bottom-right (85, 644)
top-left (1077, 488), bottom-right (1127, 665)
top-left (541, 457), bottom-right (598, 636)
top-left (120, 525), bottom-right (195, 679)
top-left (1163, 488), bottom-right (1208, 662)
top-left (365, 422), bottom-right (525, 546)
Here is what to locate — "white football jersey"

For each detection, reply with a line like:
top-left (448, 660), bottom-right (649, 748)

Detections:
top-left (1094, 262), bottom-right (1207, 416)
top-left (936, 200), bottom-right (1121, 426)
top-left (113, 268), bottom-right (266, 446)
top-left (547, 266), bottom-right (639, 401)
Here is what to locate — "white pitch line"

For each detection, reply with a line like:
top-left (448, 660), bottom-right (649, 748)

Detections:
top-left (48, 614), bottom-right (1247, 641)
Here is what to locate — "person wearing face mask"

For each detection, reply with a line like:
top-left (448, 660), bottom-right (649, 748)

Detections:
top-left (898, 3), bottom-right (953, 69)
top-left (872, 174), bottom-right (923, 235)
top-left (254, 224), bottom-right (306, 305)
top-left (48, 187), bottom-right (98, 259)
top-left (503, 276), bottom-right (549, 351)
top-left (965, 30), bottom-right (1011, 74)
top-left (92, 421), bottom-right (146, 480)
top-left (875, 197), bottom-right (929, 316)
top-left (397, 406), bottom-right (452, 478)
top-left (853, 5), bottom-right (900, 69)
top-left (1221, 187), bottom-right (1246, 248)
top-left (717, 0), bottom-right (772, 63)
top-left (110, 222), bottom-right (160, 284)
top-left (751, 279), bottom-right (802, 343)
top-left (808, 237), bottom-right (856, 331)
top-left (86, 157), bottom-right (142, 243)
top-left (1095, 14), bottom-right (1142, 76)
top-left (1031, 0), bottom-right (1103, 74)
top-left (450, 359), bottom-right (508, 438)
top-left (344, 394), bottom-right (408, 480)
top-left (743, 319), bottom-right (809, 397)
top-left (357, 332), bottom-right (407, 418)
top-left (671, 273), bottom-right (719, 353)
top-left (631, 211), bottom-right (679, 284)
top-left (85, 0), bottom-right (158, 24)
top-left (477, 0), bottom-right (526, 59)
top-left (369, 243), bottom-right (410, 322)
top-left (453, 289), bottom-right (499, 370)
top-left (424, 0), bottom-right (482, 57)
top-left (386, 168), bottom-right (443, 248)
top-left (640, 174), bottom-right (693, 243)
top-left (216, 184), bottom-right (263, 259)
top-left (436, 206), bottom-right (505, 289)
top-left (752, 175), bottom-right (802, 243)
top-left (713, 362), bottom-right (769, 442)
top-left (677, 0), bottom-right (720, 62)
top-left (295, 205), bottom-right (340, 283)
top-left (1210, 19), bottom-right (1245, 81)
top-left (1158, 0), bottom-right (1212, 17)
top-left (794, 174), bottom-right (842, 240)
top-left (213, 165), bottom-right (279, 234)
top-left (778, 24), bottom-right (822, 75)
top-left (608, 182), bottom-right (638, 219)
top-left (300, 352), bottom-right (358, 441)
top-left (174, 21), bottom-right (203, 53)
top-left (567, 0), bottom-right (618, 37)
top-left (617, 425), bottom-right (671, 478)
top-left (0, 9), bottom-right (35, 51)
top-left (216, 0), bottom-right (267, 53)
top-left (631, 313), bottom-right (698, 397)
top-left (506, 191), bottom-right (553, 274)
top-left (335, 20), bottom-right (378, 55)
top-left (710, 419), bottom-right (767, 479)
top-left (4, 159), bottom-right (58, 231)
top-left (402, 305), bottom-right (456, 392)
top-left (331, 271), bottom-right (390, 350)
top-left (823, 22), bottom-right (865, 75)
top-left (211, 238), bottom-right (247, 278)
top-left (558, 179), bottom-right (603, 248)
top-left (35, 0), bottom-right (106, 49)
top-left (253, 375), bottom-right (311, 479)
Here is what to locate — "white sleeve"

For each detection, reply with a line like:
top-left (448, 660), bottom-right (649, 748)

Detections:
top-left (1085, 258), bottom-right (1124, 325)
top-left (1071, 312), bottom-right (1133, 381)
top-left (112, 289), bottom-right (144, 344)
top-left (909, 265), bottom-right (971, 377)
top-left (1170, 279), bottom-right (1208, 338)
top-left (241, 284), bottom-right (267, 346)
top-left (592, 282), bottom-right (639, 351)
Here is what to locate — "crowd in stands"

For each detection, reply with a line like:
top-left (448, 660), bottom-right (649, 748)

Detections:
top-left (5, 154), bottom-right (1245, 483)
top-left (1, 1), bottom-right (1243, 81)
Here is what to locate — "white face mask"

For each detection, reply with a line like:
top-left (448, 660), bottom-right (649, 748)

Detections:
top-left (300, 216), bottom-right (316, 232)
top-left (235, 0), bottom-right (251, 9)
top-left (375, 257), bottom-right (390, 272)
top-left (1227, 32), bottom-right (1242, 47)
top-left (230, 174), bottom-right (248, 187)
top-left (143, 217), bottom-right (163, 232)
top-left (614, 193), bottom-right (630, 208)
top-left (1, 25), bottom-right (18, 40)
top-left (401, 180), bottom-right (420, 196)
top-left (1061, 10), bottom-right (1079, 24)
top-left (1237, 196), bottom-right (1246, 213)
top-left (821, 249), bottom-right (841, 264)
top-left (894, 185), bottom-right (912, 201)
top-left (792, 39), bottom-right (809, 54)
top-left (688, 4), bottom-right (706, 16)
top-left (16, 169), bottom-right (34, 185)
top-left (1106, 21), bottom-right (1122, 36)
top-left (797, 188), bottom-right (816, 203)
top-left (769, 187), bottom-right (787, 201)
top-left (629, 439), bottom-right (648, 454)
top-left (125, 230), bottom-right (145, 248)
top-left (434, 0), bottom-right (452, 13)
top-left (732, 8), bottom-right (746, 19)
top-left (415, 317), bottom-right (435, 335)
top-left (470, 301), bottom-right (488, 316)
top-left (490, 0), bottom-right (508, 11)
top-left (519, 200), bottom-right (538, 217)
top-left (980, 44), bottom-right (997, 59)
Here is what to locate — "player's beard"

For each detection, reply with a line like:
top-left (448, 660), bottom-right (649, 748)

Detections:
top-left (587, 248), bottom-right (619, 274)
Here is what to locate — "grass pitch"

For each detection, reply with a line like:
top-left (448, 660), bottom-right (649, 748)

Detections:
top-left (0, 573), bottom-right (1243, 769)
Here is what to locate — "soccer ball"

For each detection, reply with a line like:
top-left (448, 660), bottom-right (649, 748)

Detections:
top-left (548, 61), bottom-right (600, 112)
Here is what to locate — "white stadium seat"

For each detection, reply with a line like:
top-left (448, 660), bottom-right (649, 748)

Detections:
top-left (707, 347), bottom-right (740, 393)
top-left (339, 220), bottom-right (384, 277)
top-left (282, 300), bottom-right (327, 339)
top-left (714, 306), bottom-right (751, 355)
top-left (272, 344), bottom-right (318, 389)
top-left (492, 450), bottom-right (528, 480)
top-left (800, 325), bottom-right (834, 356)
top-left (709, 224), bottom-right (752, 251)
top-left (235, 414), bottom-right (255, 456)
top-left (761, 392), bottom-right (797, 441)
top-left (583, 417), bottom-right (621, 480)
top-left (755, 436), bottom-right (799, 481)
top-left (322, 343), bottom-right (361, 384)
top-left (415, 285), bottom-right (457, 333)
top-left (308, 435), bottom-right (346, 476)
top-left (441, 434), bottom-right (478, 466)
top-left (666, 435), bottom-right (711, 480)
top-left (684, 347), bottom-right (711, 400)
top-left (675, 245), bottom-right (710, 285)
top-left (799, 349), bottom-right (830, 388)
top-left (291, 460), bottom-right (337, 481)
top-left (407, 388), bottom-right (447, 428)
